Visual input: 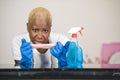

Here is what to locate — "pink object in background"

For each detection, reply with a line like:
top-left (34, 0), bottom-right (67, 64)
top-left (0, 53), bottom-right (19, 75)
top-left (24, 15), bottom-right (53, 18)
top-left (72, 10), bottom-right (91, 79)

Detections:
top-left (31, 43), bottom-right (55, 49)
top-left (101, 42), bottom-right (120, 68)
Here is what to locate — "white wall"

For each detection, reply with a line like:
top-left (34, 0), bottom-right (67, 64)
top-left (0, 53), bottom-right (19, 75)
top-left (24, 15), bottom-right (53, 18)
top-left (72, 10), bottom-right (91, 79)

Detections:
top-left (0, 0), bottom-right (120, 68)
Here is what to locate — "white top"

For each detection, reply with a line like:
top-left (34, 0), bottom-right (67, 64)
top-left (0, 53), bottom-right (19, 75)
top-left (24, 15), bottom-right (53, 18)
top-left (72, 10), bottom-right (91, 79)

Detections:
top-left (12, 32), bottom-right (69, 68)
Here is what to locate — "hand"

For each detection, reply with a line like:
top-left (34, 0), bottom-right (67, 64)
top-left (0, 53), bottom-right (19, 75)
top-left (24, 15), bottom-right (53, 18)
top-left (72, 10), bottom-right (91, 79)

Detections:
top-left (50, 41), bottom-right (70, 68)
top-left (58, 41), bottom-right (70, 68)
top-left (18, 38), bottom-right (33, 69)
top-left (50, 42), bottom-right (63, 58)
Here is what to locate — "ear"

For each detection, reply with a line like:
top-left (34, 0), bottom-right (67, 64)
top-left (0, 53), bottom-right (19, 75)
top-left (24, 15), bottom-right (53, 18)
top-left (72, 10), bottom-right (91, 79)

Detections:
top-left (26, 23), bottom-right (30, 32)
top-left (49, 27), bottom-right (51, 32)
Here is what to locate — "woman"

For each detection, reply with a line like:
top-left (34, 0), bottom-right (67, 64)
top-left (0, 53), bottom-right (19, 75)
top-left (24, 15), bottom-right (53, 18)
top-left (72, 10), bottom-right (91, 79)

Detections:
top-left (12, 7), bottom-right (69, 68)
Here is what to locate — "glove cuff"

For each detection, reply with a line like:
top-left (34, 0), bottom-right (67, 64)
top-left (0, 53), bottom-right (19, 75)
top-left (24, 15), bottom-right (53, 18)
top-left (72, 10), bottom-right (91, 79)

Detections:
top-left (58, 59), bottom-right (67, 68)
top-left (19, 59), bottom-right (32, 69)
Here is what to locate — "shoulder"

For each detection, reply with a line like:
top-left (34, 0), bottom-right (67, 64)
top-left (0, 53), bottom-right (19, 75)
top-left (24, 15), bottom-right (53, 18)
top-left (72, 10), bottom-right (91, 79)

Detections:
top-left (50, 32), bottom-right (65, 38)
top-left (12, 32), bottom-right (30, 42)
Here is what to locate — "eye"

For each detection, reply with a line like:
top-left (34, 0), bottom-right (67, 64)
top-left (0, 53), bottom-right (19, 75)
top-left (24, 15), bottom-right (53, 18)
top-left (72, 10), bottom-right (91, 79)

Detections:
top-left (32, 28), bottom-right (39, 32)
top-left (42, 29), bottom-right (48, 33)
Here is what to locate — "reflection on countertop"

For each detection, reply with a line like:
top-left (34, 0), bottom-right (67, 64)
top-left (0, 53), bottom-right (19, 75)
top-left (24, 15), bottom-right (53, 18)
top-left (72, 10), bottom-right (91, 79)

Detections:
top-left (0, 64), bottom-right (120, 69)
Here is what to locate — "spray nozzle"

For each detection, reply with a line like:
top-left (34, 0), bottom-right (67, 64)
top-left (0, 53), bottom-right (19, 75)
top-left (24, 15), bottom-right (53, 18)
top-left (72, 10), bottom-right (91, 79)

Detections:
top-left (78, 27), bottom-right (84, 36)
top-left (68, 27), bottom-right (84, 37)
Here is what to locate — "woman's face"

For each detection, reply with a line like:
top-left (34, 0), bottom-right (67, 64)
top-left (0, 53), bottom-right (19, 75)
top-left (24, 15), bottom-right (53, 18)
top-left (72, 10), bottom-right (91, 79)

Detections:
top-left (27, 18), bottom-right (51, 44)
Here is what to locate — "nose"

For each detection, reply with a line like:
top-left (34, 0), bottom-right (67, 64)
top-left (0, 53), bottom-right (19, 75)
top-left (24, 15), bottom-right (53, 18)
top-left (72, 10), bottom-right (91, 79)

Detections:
top-left (37, 31), bottom-right (43, 39)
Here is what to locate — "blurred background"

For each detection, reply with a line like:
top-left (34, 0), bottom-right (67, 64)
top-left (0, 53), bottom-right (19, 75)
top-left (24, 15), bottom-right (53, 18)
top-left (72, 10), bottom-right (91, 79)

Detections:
top-left (0, 0), bottom-right (120, 68)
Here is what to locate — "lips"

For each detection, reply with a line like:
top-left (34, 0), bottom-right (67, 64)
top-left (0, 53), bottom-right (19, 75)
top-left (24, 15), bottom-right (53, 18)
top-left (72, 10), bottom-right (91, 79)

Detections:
top-left (34, 40), bottom-right (44, 44)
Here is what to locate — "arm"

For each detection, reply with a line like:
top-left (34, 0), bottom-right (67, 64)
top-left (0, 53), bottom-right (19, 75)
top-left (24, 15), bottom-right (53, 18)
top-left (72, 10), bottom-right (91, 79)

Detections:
top-left (14, 60), bottom-right (19, 66)
top-left (14, 60), bottom-right (20, 68)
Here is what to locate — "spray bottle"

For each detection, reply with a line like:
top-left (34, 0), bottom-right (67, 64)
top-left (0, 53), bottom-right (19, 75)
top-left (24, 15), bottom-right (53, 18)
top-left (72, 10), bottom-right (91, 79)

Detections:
top-left (66, 27), bottom-right (84, 68)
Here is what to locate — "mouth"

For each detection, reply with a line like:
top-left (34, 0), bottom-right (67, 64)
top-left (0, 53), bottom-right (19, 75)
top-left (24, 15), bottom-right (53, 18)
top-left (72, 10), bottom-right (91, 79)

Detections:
top-left (34, 41), bottom-right (44, 44)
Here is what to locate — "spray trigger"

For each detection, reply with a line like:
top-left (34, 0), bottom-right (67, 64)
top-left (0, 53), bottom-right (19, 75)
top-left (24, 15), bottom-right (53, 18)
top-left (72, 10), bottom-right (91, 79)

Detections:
top-left (68, 27), bottom-right (84, 36)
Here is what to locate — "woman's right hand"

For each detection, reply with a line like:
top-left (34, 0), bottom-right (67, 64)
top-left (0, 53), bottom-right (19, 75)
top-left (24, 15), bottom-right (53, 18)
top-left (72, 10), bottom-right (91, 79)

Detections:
top-left (19, 38), bottom-right (33, 69)
top-left (20, 38), bottom-right (33, 60)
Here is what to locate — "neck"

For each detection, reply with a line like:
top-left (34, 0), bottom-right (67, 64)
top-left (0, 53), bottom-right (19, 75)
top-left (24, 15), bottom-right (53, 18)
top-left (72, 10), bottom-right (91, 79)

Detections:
top-left (37, 48), bottom-right (48, 54)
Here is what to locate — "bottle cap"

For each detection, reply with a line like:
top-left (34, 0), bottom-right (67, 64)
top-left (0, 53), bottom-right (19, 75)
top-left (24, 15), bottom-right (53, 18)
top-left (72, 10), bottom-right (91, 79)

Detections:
top-left (72, 34), bottom-right (77, 38)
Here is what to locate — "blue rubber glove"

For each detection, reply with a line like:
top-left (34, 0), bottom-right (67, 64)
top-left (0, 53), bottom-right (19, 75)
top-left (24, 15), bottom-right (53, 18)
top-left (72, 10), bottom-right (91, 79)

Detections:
top-left (18, 38), bottom-right (33, 69)
top-left (50, 41), bottom-right (70, 68)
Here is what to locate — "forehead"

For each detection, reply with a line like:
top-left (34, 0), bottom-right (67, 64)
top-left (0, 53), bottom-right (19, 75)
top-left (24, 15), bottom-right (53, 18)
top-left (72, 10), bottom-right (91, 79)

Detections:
top-left (28, 17), bottom-right (47, 26)
top-left (28, 18), bottom-right (50, 29)
top-left (35, 17), bottom-right (47, 25)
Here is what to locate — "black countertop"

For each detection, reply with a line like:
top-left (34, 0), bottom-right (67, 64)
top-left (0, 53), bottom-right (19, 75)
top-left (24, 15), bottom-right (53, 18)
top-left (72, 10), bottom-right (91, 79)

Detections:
top-left (0, 68), bottom-right (119, 79)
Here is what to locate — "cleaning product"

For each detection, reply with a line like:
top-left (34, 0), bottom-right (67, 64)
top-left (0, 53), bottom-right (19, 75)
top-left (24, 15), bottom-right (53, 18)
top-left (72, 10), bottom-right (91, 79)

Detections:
top-left (66, 27), bottom-right (84, 68)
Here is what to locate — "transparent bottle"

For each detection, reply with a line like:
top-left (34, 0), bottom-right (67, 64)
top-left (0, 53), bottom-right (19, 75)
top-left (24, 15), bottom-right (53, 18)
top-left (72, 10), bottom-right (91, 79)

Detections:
top-left (66, 27), bottom-right (83, 68)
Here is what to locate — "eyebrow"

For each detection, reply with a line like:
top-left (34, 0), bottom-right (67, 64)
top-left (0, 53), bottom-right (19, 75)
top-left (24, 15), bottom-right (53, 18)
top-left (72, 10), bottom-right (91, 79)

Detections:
top-left (32, 25), bottom-right (49, 30)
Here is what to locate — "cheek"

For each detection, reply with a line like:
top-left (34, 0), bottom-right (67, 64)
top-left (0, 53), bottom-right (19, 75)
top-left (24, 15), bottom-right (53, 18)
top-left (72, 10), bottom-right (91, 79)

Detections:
top-left (43, 33), bottom-right (50, 40)
top-left (29, 31), bottom-right (37, 41)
